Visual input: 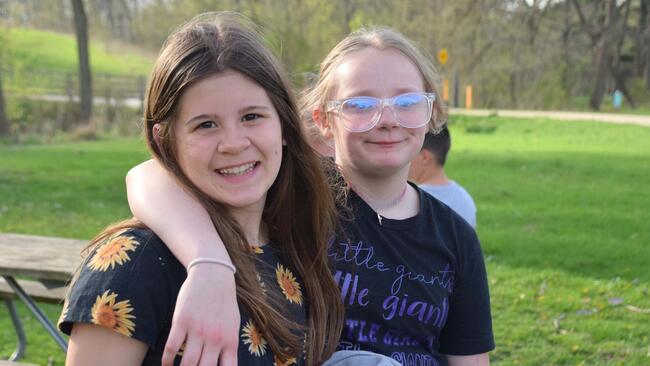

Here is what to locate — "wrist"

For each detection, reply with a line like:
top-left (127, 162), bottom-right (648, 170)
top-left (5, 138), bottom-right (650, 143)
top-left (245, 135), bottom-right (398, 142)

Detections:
top-left (187, 258), bottom-right (236, 274)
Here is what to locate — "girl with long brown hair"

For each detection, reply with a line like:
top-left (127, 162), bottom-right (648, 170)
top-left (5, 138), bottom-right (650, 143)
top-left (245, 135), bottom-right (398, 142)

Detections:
top-left (58, 12), bottom-right (343, 366)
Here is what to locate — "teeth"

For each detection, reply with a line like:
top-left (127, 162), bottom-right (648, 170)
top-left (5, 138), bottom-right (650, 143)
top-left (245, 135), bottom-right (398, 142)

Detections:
top-left (218, 162), bottom-right (256, 176)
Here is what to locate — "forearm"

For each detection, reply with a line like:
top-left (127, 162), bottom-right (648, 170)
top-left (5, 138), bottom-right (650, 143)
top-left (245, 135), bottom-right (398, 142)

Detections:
top-left (447, 353), bottom-right (490, 366)
top-left (125, 159), bottom-right (232, 266)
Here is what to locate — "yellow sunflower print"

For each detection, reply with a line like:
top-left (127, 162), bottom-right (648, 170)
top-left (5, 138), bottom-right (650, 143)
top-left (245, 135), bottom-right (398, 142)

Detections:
top-left (241, 320), bottom-right (268, 356)
top-left (251, 245), bottom-right (264, 254)
top-left (91, 290), bottom-right (136, 337)
top-left (88, 233), bottom-right (139, 271)
top-left (276, 264), bottom-right (303, 305)
top-left (274, 354), bottom-right (297, 366)
top-left (257, 273), bottom-right (267, 294)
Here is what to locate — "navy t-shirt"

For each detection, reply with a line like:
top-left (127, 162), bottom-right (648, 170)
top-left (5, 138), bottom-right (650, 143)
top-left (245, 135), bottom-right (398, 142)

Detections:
top-left (330, 184), bottom-right (494, 365)
top-left (58, 228), bottom-right (306, 366)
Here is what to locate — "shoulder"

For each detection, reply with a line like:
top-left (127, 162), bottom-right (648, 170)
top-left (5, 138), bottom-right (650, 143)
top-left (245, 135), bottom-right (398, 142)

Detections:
top-left (59, 227), bottom-right (185, 348)
top-left (450, 181), bottom-right (476, 206)
top-left (85, 228), bottom-right (181, 274)
top-left (417, 185), bottom-right (480, 252)
top-left (417, 184), bottom-right (468, 227)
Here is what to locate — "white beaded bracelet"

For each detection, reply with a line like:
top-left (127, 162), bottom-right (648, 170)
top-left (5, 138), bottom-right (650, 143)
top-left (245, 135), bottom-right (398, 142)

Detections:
top-left (186, 258), bottom-right (236, 274)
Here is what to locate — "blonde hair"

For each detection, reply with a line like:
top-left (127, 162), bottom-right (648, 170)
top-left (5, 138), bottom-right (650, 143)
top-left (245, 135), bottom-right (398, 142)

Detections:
top-left (301, 27), bottom-right (447, 140)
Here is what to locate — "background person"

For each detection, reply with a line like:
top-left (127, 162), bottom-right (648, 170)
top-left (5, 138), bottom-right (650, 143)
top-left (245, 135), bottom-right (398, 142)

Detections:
top-left (409, 128), bottom-right (477, 227)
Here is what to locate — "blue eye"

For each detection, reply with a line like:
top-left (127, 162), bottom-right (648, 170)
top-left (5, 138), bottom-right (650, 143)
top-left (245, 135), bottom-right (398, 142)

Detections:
top-left (344, 98), bottom-right (378, 112)
top-left (394, 93), bottom-right (425, 108)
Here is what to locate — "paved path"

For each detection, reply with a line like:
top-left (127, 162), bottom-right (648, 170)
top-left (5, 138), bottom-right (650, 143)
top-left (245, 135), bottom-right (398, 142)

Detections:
top-left (21, 94), bottom-right (142, 109)
top-left (450, 108), bottom-right (650, 127)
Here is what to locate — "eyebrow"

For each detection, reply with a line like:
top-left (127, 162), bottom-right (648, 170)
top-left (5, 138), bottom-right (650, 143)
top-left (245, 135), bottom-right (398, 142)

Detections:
top-left (339, 88), bottom-right (421, 99)
top-left (184, 105), bottom-right (272, 125)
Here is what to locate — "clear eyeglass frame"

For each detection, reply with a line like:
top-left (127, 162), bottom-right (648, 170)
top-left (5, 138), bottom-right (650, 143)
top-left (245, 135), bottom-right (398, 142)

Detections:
top-left (325, 92), bottom-right (436, 132)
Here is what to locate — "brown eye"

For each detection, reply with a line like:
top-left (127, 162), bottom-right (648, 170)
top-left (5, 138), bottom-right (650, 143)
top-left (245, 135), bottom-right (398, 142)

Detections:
top-left (242, 113), bottom-right (262, 122)
top-left (198, 121), bottom-right (217, 129)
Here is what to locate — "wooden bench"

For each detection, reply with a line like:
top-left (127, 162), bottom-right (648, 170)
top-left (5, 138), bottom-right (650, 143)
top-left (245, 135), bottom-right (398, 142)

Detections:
top-left (0, 278), bottom-right (66, 304)
top-left (0, 361), bottom-right (39, 366)
top-left (0, 233), bottom-right (84, 361)
top-left (1, 277), bottom-right (66, 363)
top-left (0, 362), bottom-right (39, 366)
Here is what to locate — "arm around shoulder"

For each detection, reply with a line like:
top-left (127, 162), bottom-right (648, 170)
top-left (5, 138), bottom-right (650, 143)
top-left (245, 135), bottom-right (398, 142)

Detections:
top-left (125, 159), bottom-right (231, 266)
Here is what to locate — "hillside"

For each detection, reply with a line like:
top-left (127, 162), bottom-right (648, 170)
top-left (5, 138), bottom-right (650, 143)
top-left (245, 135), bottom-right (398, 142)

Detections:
top-left (2, 28), bottom-right (154, 76)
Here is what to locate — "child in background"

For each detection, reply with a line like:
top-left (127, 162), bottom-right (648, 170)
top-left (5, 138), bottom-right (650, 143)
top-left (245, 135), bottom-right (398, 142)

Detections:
top-left (409, 128), bottom-right (477, 228)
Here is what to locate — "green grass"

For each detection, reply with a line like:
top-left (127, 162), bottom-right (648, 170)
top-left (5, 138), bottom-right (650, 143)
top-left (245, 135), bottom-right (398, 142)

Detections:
top-left (1, 28), bottom-right (154, 97)
top-left (3, 28), bottom-right (154, 76)
top-left (449, 116), bottom-right (650, 365)
top-left (1, 116), bottom-right (650, 365)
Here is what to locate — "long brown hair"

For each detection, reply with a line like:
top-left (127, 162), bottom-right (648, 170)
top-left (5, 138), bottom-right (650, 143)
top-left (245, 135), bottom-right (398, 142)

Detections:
top-left (77, 12), bottom-right (343, 364)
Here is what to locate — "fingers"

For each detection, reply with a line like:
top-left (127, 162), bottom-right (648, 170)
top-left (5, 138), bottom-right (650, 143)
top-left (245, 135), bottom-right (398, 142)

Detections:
top-left (218, 345), bottom-right (238, 366)
top-left (197, 344), bottom-right (221, 366)
top-left (178, 335), bottom-right (203, 366)
top-left (162, 325), bottom-right (186, 366)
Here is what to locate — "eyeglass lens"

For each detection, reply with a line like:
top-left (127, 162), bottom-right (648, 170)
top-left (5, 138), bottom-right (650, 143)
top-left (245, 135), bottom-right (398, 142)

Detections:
top-left (340, 93), bottom-right (431, 131)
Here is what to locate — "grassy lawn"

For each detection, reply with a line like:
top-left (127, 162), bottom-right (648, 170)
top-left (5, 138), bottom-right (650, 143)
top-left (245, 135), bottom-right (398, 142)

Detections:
top-left (1, 116), bottom-right (649, 365)
top-left (3, 28), bottom-right (154, 76)
top-left (2, 28), bottom-right (155, 97)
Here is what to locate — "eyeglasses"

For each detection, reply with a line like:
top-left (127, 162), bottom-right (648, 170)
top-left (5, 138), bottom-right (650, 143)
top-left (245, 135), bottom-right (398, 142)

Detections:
top-left (325, 92), bottom-right (436, 132)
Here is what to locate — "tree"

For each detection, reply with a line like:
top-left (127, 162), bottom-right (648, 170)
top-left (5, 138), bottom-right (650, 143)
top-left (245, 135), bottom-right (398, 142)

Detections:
top-left (571, 0), bottom-right (633, 110)
top-left (0, 71), bottom-right (8, 136)
top-left (641, 0), bottom-right (650, 90)
top-left (0, 31), bottom-right (8, 136)
top-left (71, 0), bottom-right (93, 124)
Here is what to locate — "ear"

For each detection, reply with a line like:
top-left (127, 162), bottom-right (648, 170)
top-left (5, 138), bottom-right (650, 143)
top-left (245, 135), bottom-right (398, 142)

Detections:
top-left (282, 138), bottom-right (287, 146)
top-left (152, 123), bottom-right (163, 149)
top-left (418, 149), bottom-right (432, 163)
top-left (312, 107), bottom-right (333, 139)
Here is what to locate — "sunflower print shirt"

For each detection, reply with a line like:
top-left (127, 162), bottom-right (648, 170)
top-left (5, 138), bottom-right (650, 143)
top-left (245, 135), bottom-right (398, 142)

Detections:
top-left (58, 228), bottom-right (307, 366)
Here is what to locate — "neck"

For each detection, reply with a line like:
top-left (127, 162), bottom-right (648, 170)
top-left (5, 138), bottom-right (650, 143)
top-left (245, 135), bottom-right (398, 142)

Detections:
top-left (420, 166), bottom-right (450, 186)
top-left (342, 165), bottom-right (410, 203)
top-left (340, 164), bottom-right (419, 219)
top-left (228, 207), bottom-right (267, 246)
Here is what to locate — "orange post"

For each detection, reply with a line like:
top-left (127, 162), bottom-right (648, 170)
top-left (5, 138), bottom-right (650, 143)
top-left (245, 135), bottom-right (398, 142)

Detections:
top-left (442, 79), bottom-right (449, 102)
top-left (465, 85), bottom-right (473, 109)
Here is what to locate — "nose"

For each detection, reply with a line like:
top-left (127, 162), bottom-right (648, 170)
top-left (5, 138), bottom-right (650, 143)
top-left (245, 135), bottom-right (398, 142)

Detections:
top-left (375, 101), bottom-right (399, 129)
top-left (217, 125), bottom-right (251, 154)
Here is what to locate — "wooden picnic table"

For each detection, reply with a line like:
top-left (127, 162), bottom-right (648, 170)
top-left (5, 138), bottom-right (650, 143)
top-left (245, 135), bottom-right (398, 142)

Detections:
top-left (0, 233), bottom-right (87, 360)
top-left (0, 233), bottom-right (86, 282)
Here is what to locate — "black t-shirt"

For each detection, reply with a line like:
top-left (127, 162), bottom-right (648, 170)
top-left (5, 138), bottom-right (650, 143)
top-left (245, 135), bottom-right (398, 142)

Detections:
top-left (330, 184), bottom-right (494, 365)
top-left (58, 228), bottom-right (306, 366)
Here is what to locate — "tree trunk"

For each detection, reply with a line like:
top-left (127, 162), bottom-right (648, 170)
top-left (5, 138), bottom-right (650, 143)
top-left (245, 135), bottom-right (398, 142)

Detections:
top-left (561, 0), bottom-right (573, 98)
top-left (589, 0), bottom-right (618, 110)
top-left (636, 0), bottom-right (648, 77)
top-left (72, 0), bottom-right (93, 124)
top-left (611, 65), bottom-right (636, 108)
top-left (0, 70), bottom-right (9, 136)
top-left (643, 0), bottom-right (650, 90)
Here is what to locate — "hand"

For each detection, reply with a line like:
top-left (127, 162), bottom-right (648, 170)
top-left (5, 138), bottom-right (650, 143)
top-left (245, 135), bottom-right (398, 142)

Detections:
top-left (162, 264), bottom-right (240, 366)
